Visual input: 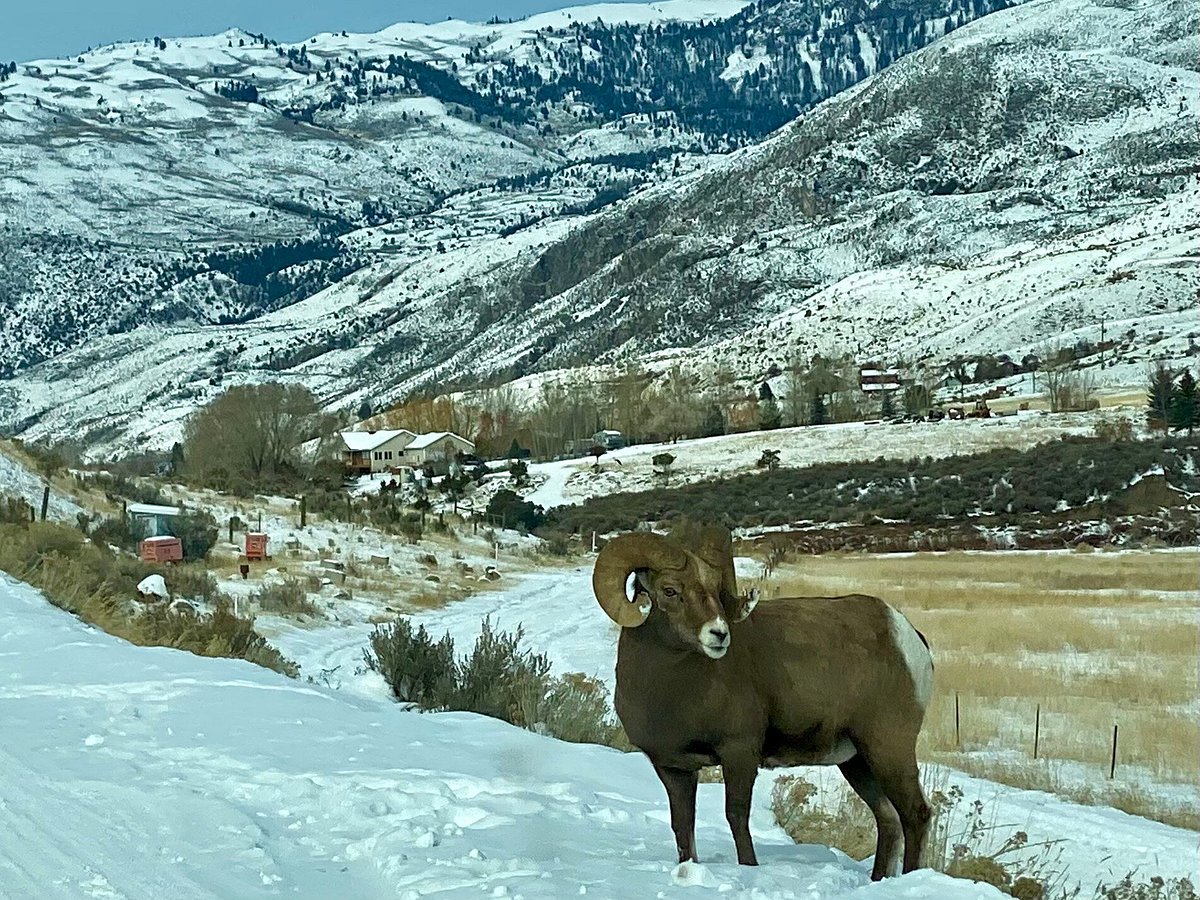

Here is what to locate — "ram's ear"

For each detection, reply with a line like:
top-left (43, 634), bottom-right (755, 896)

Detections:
top-left (733, 587), bottom-right (760, 623)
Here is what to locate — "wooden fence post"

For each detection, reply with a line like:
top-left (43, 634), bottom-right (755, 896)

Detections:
top-left (1110, 724), bottom-right (1119, 779)
top-left (299, 495), bottom-right (307, 529)
top-left (40, 485), bottom-right (50, 521)
top-left (955, 691), bottom-right (961, 750)
top-left (1034, 703), bottom-right (1041, 760)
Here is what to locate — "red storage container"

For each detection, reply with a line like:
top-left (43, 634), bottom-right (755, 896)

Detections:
top-left (140, 536), bottom-right (183, 563)
top-left (245, 532), bottom-right (269, 561)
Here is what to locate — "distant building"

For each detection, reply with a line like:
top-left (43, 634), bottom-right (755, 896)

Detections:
top-left (592, 430), bottom-right (625, 450)
top-left (126, 502), bottom-right (183, 537)
top-left (403, 432), bottom-right (476, 475)
top-left (340, 429), bottom-right (475, 476)
top-left (859, 368), bottom-right (902, 393)
top-left (340, 429), bottom-right (417, 474)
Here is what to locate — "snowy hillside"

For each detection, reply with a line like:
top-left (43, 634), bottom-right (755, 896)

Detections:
top-left (3, 570), bottom-right (1196, 898)
top-left (2, 0), bottom-right (1190, 458)
top-left (1, 0), bottom-right (1196, 457)
top-left (0, 0), bottom-right (1012, 377)
top-left (0, 443), bottom-right (83, 520)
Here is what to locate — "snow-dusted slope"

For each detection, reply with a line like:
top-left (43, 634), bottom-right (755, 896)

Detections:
top-left (1, 0), bottom-right (1196, 457)
top-left (0, 443), bottom-right (83, 520)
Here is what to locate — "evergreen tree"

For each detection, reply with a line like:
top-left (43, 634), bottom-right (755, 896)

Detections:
top-left (880, 390), bottom-right (896, 419)
top-left (1170, 369), bottom-right (1198, 435)
top-left (700, 403), bottom-right (726, 438)
top-left (357, 399), bottom-right (373, 421)
top-left (169, 442), bottom-right (185, 474)
top-left (810, 392), bottom-right (828, 426)
top-left (903, 384), bottom-right (931, 416)
top-left (759, 396), bottom-right (782, 430)
top-left (1146, 362), bottom-right (1175, 430)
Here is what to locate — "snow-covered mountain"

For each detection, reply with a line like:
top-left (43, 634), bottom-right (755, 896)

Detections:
top-left (1, 0), bottom-right (1196, 456)
top-left (0, 0), bottom-right (1014, 374)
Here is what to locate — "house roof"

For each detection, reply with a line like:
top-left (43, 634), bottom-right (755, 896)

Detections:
top-left (340, 429), bottom-right (415, 452)
top-left (406, 431), bottom-right (474, 450)
top-left (127, 503), bottom-right (183, 517)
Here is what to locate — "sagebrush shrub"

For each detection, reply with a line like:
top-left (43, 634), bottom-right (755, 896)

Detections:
top-left (89, 514), bottom-right (146, 552)
top-left (365, 617), bottom-right (624, 747)
top-left (364, 619), bottom-right (457, 709)
top-left (771, 773), bottom-right (1075, 899)
top-left (1098, 875), bottom-right (1197, 900)
top-left (167, 509), bottom-right (219, 560)
top-left (159, 563), bottom-right (221, 602)
top-left (527, 672), bottom-right (622, 746)
top-left (252, 577), bottom-right (319, 617)
top-left (0, 496), bottom-right (32, 525)
top-left (453, 618), bottom-right (551, 724)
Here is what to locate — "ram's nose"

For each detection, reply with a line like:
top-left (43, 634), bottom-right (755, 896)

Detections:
top-left (700, 617), bottom-right (731, 659)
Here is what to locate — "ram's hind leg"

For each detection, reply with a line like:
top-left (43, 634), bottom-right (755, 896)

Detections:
top-left (862, 746), bottom-right (931, 874)
top-left (652, 762), bottom-right (699, 863)
top-left (838, 755), bottom-right (903, 880)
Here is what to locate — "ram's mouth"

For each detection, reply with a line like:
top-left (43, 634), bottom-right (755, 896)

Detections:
top-left (701, 641), bottom-right (729, 659)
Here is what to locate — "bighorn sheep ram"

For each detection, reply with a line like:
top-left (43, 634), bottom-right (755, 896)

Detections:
top-left (592, 523), bottom-right (934, 879)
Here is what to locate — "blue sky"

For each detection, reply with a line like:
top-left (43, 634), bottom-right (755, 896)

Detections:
top-left (2, 0), bottom-right (607, 63)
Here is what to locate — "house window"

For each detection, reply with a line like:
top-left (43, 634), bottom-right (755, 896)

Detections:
top-left (385, 451), bottom-right (392, 460)
top-left (374, 452), bottom-right (381, 460)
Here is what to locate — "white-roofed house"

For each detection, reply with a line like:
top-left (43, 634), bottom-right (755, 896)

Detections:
top-left (340, 429), bottom-right (417, 474)
top-left (126, 502), bottom-right (183, 537)
top-left (402, 432), bottom-right (475, 475)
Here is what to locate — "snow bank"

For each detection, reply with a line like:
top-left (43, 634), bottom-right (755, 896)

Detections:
top-left (0, 572), bottom-right (1020, 899)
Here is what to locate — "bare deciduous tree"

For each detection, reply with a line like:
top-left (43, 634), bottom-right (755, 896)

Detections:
top-left (183, 383), bottom-right (330, 490)
top-left (1043, 359), bottom-right (1097, 413)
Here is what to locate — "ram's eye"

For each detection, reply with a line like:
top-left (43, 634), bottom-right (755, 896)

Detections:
top-left (663, 587), bottom-right (677, 598)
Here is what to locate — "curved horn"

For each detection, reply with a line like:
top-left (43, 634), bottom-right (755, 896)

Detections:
top-left (592, 532), bottom-right (687, 627)
top-left (670, 521), bottom-right (740, 611)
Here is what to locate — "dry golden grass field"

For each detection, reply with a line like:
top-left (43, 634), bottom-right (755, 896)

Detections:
top-left (765, 548), bottom-right (1200, 830)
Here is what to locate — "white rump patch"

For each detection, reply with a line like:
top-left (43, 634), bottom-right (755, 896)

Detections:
top-left (887, 606), bottom-right (934, 709)
top-left (699, 616), bottom-right (730, 659)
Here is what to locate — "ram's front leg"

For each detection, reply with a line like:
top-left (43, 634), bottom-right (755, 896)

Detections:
top-left (652, 762), bottom-right (699, 862)
top-left (720, 749), bottom-right (759, 866)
